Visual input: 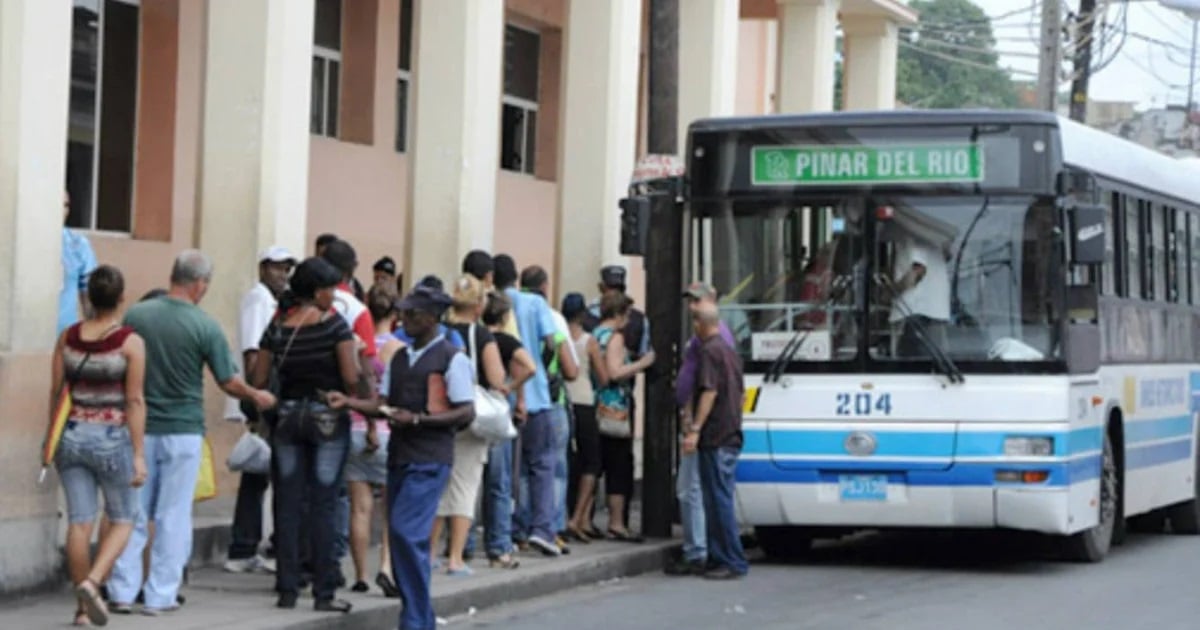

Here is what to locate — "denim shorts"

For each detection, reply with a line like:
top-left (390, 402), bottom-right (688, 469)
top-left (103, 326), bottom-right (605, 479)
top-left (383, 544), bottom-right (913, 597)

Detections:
top-left (344, 428), bottom-right (388, 486)
top-left (55, 422), bottom-right (137, 524)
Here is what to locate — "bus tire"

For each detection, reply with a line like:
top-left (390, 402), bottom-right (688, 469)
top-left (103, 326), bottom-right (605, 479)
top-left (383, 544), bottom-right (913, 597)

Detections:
top-left (754, 526), bottom-right (813, 560)
top-left (1061, 431), bottom-right (1117, 563)
top-left (1166, 426), bottom-right (1200, 535)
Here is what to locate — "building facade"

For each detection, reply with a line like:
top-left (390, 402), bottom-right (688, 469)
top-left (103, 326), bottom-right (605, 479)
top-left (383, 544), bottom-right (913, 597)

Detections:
top-left (0, 0), bottom-right (913, 593)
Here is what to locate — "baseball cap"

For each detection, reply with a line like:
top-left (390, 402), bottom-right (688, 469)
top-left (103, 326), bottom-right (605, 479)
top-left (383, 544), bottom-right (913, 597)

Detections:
top-left (600, 265), bottom-right (627, 289)
top-left (683, 281), bottom-right (718, 301)
top-left (561, 292), bottom-right (587, 321)
top-left (373, 256), bottom-right (397, 276)
top-left (397, 284), bottom-right (453, 315)
top-left (258, 246), bottom-right (296, 265)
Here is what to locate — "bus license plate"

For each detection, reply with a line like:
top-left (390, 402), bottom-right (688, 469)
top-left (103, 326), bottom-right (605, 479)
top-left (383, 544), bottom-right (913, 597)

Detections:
top-left (838, 475), bottom-right (888, 502)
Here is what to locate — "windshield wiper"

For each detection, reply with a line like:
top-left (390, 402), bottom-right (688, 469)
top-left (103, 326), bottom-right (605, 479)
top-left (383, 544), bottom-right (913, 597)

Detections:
top-left (874, 273), bottom-right (965, 384)
top-left (764, 275), bottom-right (852, 384)
top-left (949, 196), bottom-right (990, 324)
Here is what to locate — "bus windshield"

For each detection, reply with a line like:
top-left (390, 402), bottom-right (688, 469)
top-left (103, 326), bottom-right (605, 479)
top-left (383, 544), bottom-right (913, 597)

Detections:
top-left (696, 195), bottom-right (1065, 370)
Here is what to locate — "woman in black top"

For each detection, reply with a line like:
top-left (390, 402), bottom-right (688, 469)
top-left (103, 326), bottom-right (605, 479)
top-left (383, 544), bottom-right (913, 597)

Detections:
top-left (252, 257), bottom-right (360, 613)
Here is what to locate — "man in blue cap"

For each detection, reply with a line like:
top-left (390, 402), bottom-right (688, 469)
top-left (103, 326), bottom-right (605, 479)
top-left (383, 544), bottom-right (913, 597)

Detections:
top-left (329, 283), bottom-right (475, 630)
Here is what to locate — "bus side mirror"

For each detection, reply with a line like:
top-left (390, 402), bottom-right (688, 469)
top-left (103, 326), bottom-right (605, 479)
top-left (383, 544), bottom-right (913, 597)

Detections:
top-left (1068, 204), bottom-right (1105, 266)
top-left (619, 196), bottom-right (652, 256)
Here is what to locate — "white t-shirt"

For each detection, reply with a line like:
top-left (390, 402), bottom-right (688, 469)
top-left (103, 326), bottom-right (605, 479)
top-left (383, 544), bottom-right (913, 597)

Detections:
top-left (224, 282), bottom-right (277, 420)
top-left (890, 235), bottom-right (950, 323)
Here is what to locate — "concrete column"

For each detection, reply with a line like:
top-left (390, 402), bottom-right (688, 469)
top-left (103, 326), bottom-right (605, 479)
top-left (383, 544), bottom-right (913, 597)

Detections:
top-left (556, 0), bottom-right (643, 294)
top-left (775, 0), bottom-right (839, 113)
top-left (0, 0), bottom-right (71, 352)
top-left (678, 0), bottom-right (739, 147)
top-left (405, 0), bottom-right (503, 283)
top-left (842, 14), bottom-right (899, 110)
top-left (196, 0), bottom-right (314, 330)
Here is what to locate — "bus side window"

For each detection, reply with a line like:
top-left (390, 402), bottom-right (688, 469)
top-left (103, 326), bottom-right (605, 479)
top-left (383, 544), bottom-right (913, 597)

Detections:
top-left (1191, 212), bottom-right (1200, 306)
top-left (1126, 199), bottom-right (1141, 300)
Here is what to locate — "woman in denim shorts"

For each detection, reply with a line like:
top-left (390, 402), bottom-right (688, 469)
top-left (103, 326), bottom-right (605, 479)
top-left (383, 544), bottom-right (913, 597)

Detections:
top-left (345, 286), bottom-right (400, 596)
top-left (51, 265), bottom-right (147, 626)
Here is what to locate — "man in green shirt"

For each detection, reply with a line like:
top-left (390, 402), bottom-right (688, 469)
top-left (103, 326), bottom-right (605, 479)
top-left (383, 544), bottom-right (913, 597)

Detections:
top-left (109, 250), bottom-right (275, 615)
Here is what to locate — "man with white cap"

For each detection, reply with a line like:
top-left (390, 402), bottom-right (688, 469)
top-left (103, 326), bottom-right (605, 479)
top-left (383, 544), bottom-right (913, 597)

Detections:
top-left (224, 245), bottom-right (295, 574)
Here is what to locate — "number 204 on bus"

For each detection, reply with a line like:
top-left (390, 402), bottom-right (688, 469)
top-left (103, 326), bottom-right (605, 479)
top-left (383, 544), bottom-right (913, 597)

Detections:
top-left (625, 110), bottom-right (1200, 563)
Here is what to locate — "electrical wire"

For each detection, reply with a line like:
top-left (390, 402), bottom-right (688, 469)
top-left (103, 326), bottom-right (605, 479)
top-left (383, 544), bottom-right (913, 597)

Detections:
top-left (899, 40), bottom-right (1039, 77)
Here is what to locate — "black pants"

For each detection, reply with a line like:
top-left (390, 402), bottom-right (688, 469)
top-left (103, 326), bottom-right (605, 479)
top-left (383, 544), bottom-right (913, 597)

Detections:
top-left (229, 471), bottom-right (270, 559)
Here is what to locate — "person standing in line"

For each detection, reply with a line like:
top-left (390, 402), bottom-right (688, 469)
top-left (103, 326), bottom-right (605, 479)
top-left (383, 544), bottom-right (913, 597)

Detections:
top-left (51, 265), bottom-right (147, 627)
top-left (320, 239), bottom-right (377, 582)
top-left (372, 257), bottom-right (398, 296)
top-left (224, 246), bottom-right (295, 575)
top-left (591, 293), bottom-right (655, 542)
top-left (518, 266), bottom-right (578, 552)
top-left (251, 258), bottom-right (359, 613)
top-left (682, 303), bottom-right (749, 580)
top-left (494, 255), bottom-right (570, 557)
top-left (561, 293), bottom-right (609, 543)
top-left (108, 250), bottom-right (276, 615)
top-left (346, 287), bottom-right (401, 597)
top-left (327, 284), bottom-right (475, 630)
top-left (432, 275), bottom-right (508, 576)
top-left (479, 292), bottom-right (535, 570)
top-left (315, 233), bottom-right (365, 301)
top-left (665, 282), bottom-right (736, 575)
top-left (59, 190), bottom-right (99, 337)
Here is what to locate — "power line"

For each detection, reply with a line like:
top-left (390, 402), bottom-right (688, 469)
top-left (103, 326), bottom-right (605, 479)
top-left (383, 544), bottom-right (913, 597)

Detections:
top-left (899, 40), bottom-right (1039, 77)
top-left (1140, 2), bottom-right (1193, 43)
top-left (910, 37), bottom-right (1041, 60)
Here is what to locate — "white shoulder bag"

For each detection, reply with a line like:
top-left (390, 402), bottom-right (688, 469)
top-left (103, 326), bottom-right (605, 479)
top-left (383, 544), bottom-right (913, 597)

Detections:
top-left (467, 324), bottom-right (517, 442)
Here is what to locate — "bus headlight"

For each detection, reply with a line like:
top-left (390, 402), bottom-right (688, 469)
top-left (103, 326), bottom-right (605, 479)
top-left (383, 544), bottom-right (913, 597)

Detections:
top-left (1003, 436), bottom-right (1054, 456)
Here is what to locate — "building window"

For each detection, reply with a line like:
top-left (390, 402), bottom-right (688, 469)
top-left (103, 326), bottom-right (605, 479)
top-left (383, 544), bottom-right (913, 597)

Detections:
top-left (395, 0), bottom-right (413, 152)
top-left (66, 0), bottom-right (139, 233)
top-left (500, 24), bottom-right (540, 175)
top-left (311, 0), bottom-right (341, 138)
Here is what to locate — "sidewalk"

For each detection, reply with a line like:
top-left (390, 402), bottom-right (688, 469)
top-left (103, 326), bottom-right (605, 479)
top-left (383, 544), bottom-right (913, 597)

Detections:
top-left (2, 500), bottom-right (677, 629)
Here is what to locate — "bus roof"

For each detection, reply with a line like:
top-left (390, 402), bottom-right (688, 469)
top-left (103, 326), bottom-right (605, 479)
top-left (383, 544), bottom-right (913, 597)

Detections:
top-left (689, 109), bottom-right (1200, 207)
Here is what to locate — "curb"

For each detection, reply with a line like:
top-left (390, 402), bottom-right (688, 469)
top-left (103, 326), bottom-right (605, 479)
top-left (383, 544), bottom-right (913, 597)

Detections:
top-left (284, 541), bottom-right (678, 630)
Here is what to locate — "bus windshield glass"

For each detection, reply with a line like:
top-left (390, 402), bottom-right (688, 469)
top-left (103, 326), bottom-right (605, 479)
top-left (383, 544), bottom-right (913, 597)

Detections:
top-left (696, 196), bottom-right (1065, 369)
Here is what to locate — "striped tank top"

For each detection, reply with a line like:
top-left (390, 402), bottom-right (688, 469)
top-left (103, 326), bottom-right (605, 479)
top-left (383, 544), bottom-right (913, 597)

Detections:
top-left (63, 324), bottom-right (134, 426)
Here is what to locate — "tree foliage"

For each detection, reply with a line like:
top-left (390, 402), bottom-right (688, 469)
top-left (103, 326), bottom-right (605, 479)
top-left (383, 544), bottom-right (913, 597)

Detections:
top-left (897, 0), bottom-right (1021, 109)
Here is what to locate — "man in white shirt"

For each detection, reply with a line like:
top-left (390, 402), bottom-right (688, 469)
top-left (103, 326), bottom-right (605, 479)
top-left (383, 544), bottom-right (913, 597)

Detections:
top-left (889, 232), bottom-right (951, 358)
top-left (225, 246), bottom-right (294, 573)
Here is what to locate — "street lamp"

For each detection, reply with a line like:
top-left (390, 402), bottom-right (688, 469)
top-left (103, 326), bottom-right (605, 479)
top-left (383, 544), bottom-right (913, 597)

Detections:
top-left (1158, 1), bottom-right (1199, 111)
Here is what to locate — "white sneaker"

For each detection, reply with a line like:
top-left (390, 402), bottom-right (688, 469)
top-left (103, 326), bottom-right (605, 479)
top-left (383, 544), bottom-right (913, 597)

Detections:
top-left (224, 555), bottom-right (271, 574)
top-left (527, 535), bottom-right (561, 557)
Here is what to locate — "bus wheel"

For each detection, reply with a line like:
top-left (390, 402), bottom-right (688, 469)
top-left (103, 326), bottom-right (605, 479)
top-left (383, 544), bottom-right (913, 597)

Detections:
top-left (1062, 431), bottom-right (1117, 563)
top-left (754, 526), bottom-right (813, 560)
top-left (1166, 429), bottom-right (1200, 534)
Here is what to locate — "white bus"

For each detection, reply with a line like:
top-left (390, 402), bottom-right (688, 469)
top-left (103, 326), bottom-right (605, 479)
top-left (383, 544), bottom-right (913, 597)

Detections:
top-left (676, 110), bottom-right (1200, 562)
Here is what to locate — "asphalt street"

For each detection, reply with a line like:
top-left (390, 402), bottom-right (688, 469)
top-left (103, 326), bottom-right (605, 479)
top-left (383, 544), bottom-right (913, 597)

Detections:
top-left (453, 530), bottom-right (1200, 630)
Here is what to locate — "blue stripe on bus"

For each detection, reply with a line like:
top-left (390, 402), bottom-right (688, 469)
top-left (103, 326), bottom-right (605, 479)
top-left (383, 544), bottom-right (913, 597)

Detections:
top-left (734, 458), bottom-right (1102, 487)
top-left (1126, 437), bottom-right (1193, 470)
top-left (1124, 415), bottom-right (1194, 445)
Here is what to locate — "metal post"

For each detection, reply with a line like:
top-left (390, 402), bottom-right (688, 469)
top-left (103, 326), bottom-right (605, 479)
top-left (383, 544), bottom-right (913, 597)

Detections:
top-left (1037, 0), bottom-right (1062, 112)
top-left (642, 0), bottom-right (680, 540)
top-left (1069, 0), bottom-right (1098, 122)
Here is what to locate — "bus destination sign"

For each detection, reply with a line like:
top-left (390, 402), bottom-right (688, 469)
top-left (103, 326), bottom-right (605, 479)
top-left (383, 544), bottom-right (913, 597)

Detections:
top-left (751, 144), bottom-right (984, 186)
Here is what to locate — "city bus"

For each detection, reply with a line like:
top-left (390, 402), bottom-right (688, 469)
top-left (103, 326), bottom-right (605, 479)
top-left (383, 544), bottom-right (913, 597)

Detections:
top-left (665, 110), bottom-right (1200, 562)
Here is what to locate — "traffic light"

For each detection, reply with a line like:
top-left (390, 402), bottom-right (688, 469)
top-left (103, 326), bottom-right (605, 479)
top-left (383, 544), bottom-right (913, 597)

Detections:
top-left (619, 196), bottom-right (651, 256)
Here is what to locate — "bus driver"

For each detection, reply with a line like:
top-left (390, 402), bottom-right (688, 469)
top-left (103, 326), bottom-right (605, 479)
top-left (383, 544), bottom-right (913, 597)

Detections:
top-left (889, 227), bottom-right (950, 358)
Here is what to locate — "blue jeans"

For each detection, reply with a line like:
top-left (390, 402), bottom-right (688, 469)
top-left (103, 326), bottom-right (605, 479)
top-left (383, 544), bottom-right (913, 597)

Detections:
top-left (56, 423), bottom-right (137, 524)
top-left (516, 409), bottom-right (557, 542)
top-left (271, 415), bottom-right (350, 600)
top-left (110, 434), bottom-right (203, 609)
top-left (481, 439), bottom-right (513, 556)
top-left (677, 450), bottom-right (707, 563)
top-left (389, 462), bottom-right (451, 630)
top-left (551, 405), bottom-right (570, 534)
top-left (698, 447), bottom-right (748, 575)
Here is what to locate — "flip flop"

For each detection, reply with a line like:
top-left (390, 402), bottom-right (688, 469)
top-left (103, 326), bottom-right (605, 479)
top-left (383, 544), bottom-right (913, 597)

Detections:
top-left (607, 529), bottom-right (645, 544)
top-left (74, 579), bottom-right (108, 627)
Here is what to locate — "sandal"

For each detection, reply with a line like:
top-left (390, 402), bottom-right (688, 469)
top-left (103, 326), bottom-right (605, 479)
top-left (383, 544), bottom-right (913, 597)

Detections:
top-left (314, 598), bottom-right (353, 614)
top-left (487, 553), bottom-right (520, 570)
top-left (72, 611), bottom-right (92, 627)
top-left (566, 526), bottom-right (593, 544)
top-left (607, 529), bottom-right (645, 544)
top-left (375, 572), bottom-right (400, 599)
top-left (74, 579), bottom-right (108, 627)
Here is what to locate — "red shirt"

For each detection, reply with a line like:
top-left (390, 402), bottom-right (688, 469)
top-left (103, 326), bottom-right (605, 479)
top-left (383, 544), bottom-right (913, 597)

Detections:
top-left (334, 283), bottom-right (377, 357)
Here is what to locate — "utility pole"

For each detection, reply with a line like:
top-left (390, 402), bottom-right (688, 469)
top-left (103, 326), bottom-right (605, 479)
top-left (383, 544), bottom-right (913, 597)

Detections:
top-left (1069, 0), bottom-right (1098, 122)
top-left (1037, 0), bottom-right (1063, 112)
top-left (642, 0), bottom-right (679, 540)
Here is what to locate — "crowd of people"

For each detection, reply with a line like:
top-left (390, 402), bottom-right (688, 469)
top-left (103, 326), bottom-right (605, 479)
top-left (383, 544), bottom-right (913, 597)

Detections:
top-left (51, 216), bottom-right (748, 629)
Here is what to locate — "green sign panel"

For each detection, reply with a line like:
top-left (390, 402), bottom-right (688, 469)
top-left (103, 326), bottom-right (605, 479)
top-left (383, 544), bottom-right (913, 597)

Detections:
top-left (751, 144), bottom-right (985, 186)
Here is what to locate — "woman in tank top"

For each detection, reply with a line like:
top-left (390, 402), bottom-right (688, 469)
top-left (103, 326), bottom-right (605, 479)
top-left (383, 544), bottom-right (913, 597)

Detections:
top-left (561, 293), bottom-right (610, 542)
top-left (50, 265), bottom-right (147, 627)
